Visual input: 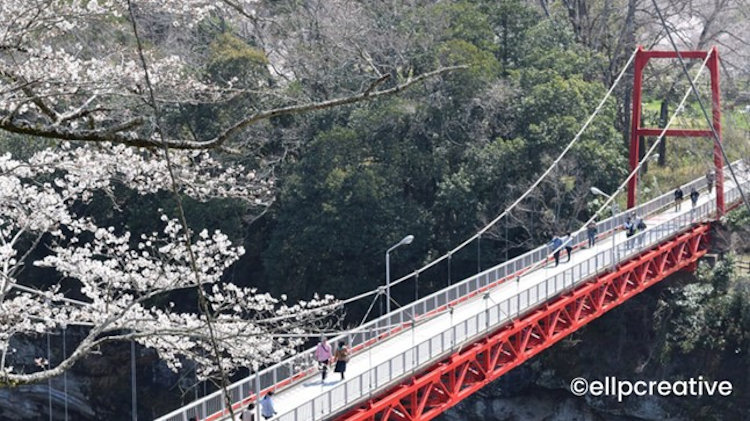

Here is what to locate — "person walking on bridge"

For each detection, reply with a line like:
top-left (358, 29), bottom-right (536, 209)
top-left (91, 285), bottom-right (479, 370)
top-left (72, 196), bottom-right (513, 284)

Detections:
top-left (260, 392), bottom-right (277, 420)
top-left (674, 186), bottom-right (684, 211)
top-left (690, 187), bottom-right (699, 207)
top-left (706, 170), bottom-right (715, 193)
top-left (634, 215), bottom-right (646, 247)
top-left (334, 342), bottom-right (350, 380)
top-left (586, 221), bottom-right (598, 248)
top-left (548, 235), bottom-right (563, 267)
top-left (242, 403), bottom-right (255, 421)
top-left (690, 187), bottom-right (700, 220)
top-left (315, 336), bottom-right (332, 382)
top-left (624, 216), bottom-right (636, 249)
top-left (561, 233), bottom-right (573, 262)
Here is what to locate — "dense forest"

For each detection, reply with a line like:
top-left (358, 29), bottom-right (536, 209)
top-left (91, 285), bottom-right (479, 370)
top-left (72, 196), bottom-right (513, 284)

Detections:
top-left (0, 0), bottom-right (748, 420)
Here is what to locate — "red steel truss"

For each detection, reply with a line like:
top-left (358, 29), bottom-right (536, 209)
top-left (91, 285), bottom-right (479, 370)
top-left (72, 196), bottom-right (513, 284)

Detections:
top-left (338, 224), bottom-right (710, 421)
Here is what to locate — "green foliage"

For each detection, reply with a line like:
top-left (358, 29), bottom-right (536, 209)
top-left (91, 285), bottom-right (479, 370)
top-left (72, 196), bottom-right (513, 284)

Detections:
top-left (207, 32), bottom-right (268, 86)
top-left (434, 137), bottom-right (528, 243)
top-left (432, 2), bottom-right (498, 55)
top-left (696, 256), bottom-right (735, 293)
top-left (511, 20), bottom-right (624, 196)
top-left (518, 19), bottom-right (601, 84)
top-left (263, 104), bottom-right (430, 299)
top-left (0, 134), bottom-right (57, 159)
top-left (411, 1), bottom-right (502, 99)
top-left (666, 258), bottom-right (739, 354)
top-left (666, 282), bottom-right (716, 354)
top-left (479, 0), bottom-right (539, 74)
top-left (436, 39), bottom-right (499, 88)
top-left (726, 206), bottom-right (750, 231)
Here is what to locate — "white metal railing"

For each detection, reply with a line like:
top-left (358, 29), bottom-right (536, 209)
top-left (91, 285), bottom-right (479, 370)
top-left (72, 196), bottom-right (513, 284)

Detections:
top-left (156, 160), bottom-right (747, 421)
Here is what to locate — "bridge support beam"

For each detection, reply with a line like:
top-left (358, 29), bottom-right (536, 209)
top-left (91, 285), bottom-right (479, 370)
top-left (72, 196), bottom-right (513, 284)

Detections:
top-left (627, 46), bottom-right (724, 216)
top-left (339, 224), bottom-right (710, 421)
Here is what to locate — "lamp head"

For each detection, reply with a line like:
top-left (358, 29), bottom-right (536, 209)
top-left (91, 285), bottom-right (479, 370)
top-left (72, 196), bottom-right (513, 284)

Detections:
top-left (401, 235), bottom-right (415, 245)
top-left (590, 186), bottom-right (607, 197)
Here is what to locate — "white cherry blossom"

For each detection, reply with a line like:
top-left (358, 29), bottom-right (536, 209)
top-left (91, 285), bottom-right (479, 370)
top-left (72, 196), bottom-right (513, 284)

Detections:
top-left (0, 143), bottom-right (335, 385)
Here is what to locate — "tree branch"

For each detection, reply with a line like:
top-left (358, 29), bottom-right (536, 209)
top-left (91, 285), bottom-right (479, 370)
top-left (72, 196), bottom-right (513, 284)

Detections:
top-left (0, 65), bottom-right (466, 150)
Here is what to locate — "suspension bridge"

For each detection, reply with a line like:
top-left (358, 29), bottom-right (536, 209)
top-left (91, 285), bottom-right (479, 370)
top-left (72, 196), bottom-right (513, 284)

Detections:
top-left (157, 161), bottom-right (749, 421)
top-left (155, 45), bottom-right (750, 421)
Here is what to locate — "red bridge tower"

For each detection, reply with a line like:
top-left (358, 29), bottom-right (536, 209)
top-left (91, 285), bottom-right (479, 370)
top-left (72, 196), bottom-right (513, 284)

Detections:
top-left (628, 46), bottom-right (724, 215)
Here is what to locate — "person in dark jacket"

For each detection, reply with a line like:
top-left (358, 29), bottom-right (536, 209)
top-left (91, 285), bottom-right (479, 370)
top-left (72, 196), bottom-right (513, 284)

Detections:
top-left (634, 215), bottom-right (645, 247)
top-left (624, 216), bottom-right (636, 249)
top-left (242, 404), bottom-right (256, 421)
top-left (561, 233), bottom-right (573, 262)
top-left (706, 170), bottom-right (715, 193)
top-left (690, 187), bottom-right (699, 207)
top-left (586, 221), bottom-right (598, 248)
top-left (674, 187), bottom-right (684, 211)
top-left (624, 216), bottom-right (635, 236)
top-left (333, 342), bottom-right (350, 380)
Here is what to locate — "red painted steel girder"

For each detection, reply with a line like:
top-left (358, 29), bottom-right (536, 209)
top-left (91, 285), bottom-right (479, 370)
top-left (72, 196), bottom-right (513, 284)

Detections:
top-left (338, 224), bottom-right (710, 421)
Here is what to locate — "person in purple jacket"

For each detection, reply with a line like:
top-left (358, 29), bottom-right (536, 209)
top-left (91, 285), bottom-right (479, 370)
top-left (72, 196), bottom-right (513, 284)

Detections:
top-left (314, 336), bottom-right (332, 382)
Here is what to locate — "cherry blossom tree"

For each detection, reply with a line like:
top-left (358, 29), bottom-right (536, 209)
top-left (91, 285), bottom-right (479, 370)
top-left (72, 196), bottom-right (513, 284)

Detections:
top-left (0, 0), bottom-right (463, 398)
top-left (0, 142), bottom-right (340, 386)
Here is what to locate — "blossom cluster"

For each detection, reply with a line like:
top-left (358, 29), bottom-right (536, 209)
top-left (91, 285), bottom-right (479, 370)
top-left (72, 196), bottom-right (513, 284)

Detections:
top-left (0, 1), bottom-right (262, 145)
top-left (0, 142), bottom-right (328, 384)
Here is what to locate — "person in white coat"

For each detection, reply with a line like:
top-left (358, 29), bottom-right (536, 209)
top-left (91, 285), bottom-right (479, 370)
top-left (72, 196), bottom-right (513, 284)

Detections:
top-left (561, 233), bottom-right (573, 262)
top-left (241, 403), bottom-right (255, 421)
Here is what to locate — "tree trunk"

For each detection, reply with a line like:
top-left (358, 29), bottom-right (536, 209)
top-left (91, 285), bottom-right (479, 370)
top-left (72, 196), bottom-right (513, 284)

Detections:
top-left (620, 0), bottom-right (637, 149)
top-left (658, 99), bottom-right (668, 166)
top-left (639, 116), bottom-right (646, 165)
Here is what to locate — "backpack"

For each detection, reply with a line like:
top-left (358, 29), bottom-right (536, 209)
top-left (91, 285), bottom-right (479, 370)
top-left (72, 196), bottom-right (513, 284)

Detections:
top-left (625, 222), bottom-right (635, 236)
top-left (637, 219), bottom-right (646, 230)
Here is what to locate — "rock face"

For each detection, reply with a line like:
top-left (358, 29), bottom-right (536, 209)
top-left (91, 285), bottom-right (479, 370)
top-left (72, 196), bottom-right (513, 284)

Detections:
top-left (442, 387), bottom-right (649, 421)
top-left (0, 383), bottom-right (95, 420)
top-left (1, 338), bottom-right (184, 421)
top-left (437, 364), bottom-right (680, 421)
top-left (0, 335), bottom-right (95, 420)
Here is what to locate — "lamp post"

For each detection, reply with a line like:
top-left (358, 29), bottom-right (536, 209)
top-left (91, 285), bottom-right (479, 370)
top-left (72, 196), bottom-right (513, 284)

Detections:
top-left (637, 153), bottom-right (660, 207)
top-left (591, 187), bottom-right (617, 269)
top-left (386, 235), bottom-right (414, 315)
top-left (131, 340), bottom-right (137, 421)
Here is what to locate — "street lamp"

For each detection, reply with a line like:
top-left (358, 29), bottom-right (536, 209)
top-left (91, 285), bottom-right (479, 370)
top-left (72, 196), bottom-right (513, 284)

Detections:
top-left (386, 235), bottom-right (414, 315)
top-left (637, 153), bottom-right (660, 206)
top-left (590, 187), bottom-right (617, 269)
